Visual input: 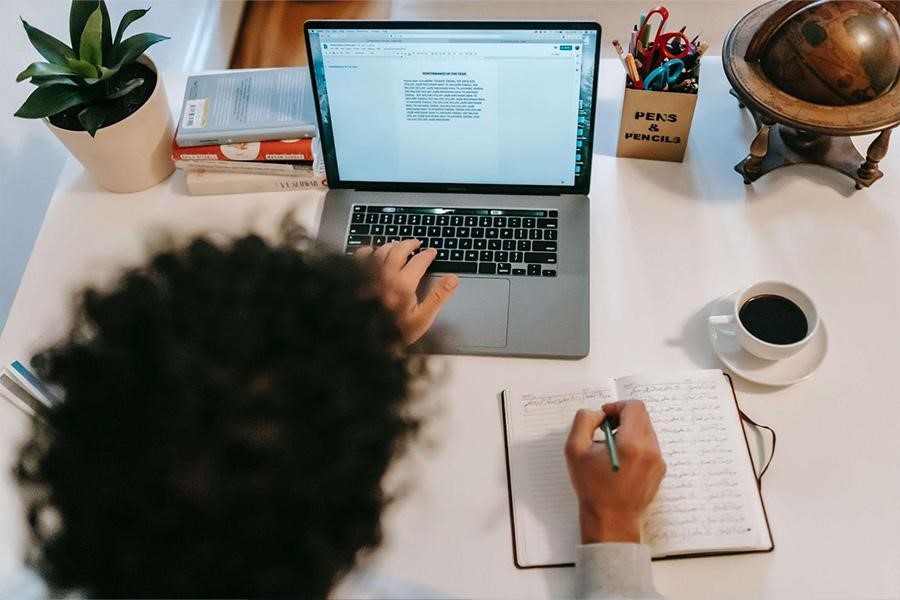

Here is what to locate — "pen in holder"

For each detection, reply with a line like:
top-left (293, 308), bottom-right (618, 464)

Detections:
top-left (614, 9), bottom-right (705, 163)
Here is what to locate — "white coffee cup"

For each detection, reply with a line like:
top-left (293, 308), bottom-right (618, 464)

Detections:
top-left (709, 281), bottom-right (819, 361)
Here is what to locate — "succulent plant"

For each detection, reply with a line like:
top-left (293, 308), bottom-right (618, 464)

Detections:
top-left (14, 0), bottom-right (168, 136)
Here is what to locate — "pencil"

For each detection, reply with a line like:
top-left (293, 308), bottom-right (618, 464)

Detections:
top-left (624, 53), bottom-right (642, 89)
top-left (697, 40), bottom-right (710, 57)
top-left (612, 39), bottom-right (627, 70)
top-left (602, 418), bottom-right (620, 472)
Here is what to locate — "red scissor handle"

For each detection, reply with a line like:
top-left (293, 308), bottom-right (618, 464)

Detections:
top-left (636, 5), bottom-right (670, 51)
top-left (657, 32), bottom-right (692, 60)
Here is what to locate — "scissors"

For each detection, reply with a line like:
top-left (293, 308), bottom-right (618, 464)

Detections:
top-left (643, 58), bottom-right (684, 91)
top-left (636, 6), bottom-right (691, 75)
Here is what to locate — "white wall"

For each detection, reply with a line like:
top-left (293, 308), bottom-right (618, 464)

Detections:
top-left (392, 0), bottom-right (763, 58)
top-left (0, 0), bottom-right (242, 329)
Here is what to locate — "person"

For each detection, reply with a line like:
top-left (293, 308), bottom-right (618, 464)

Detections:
top-left (13, 232), bottom-right (666, 598)
top-left (566, 403), bottom-right (667, 599)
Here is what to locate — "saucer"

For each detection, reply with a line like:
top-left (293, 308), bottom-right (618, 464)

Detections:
top-left (708, 290), bottom-right (827, 387)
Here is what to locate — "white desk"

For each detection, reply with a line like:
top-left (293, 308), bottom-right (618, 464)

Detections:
top-left (1, 58), bottom-right (899, 599)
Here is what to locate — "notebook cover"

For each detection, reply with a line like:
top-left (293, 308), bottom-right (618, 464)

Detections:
top-left (500, 373), bottom-right (775, 569)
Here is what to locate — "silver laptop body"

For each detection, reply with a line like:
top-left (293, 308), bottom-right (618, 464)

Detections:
top-left (305, 21), bottom-right (601, 358)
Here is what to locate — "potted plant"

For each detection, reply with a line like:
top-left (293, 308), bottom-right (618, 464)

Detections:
top-left (14, 0), bottom-right (174, 192)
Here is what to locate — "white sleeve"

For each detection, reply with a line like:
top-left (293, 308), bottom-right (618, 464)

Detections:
top-left (575, 543), bottom-right (664, 600)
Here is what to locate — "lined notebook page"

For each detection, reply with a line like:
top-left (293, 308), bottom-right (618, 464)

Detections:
top-left (503, 384), bottom-right (615, 567)
top-left (615, 370), bottom-right (772, 557)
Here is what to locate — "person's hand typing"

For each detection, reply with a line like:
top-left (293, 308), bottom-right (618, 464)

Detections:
top-left (564, 400), bottom-right (666, 544)
top-left (356, 239), bottom-right (459, 344)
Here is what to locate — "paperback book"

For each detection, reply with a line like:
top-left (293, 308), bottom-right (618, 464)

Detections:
top-left (184, 169), bottom-right (327, 195)
top-left (175, 68), bottom-right (317, 147)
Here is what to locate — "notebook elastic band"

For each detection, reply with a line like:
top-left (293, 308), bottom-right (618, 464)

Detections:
top-left (737, 408), bottom-right (776, 483)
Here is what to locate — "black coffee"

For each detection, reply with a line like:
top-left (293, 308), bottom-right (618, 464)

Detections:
top-left (738, 294), bottom-right (808, 345)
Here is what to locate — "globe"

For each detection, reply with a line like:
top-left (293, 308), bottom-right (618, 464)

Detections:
top-left (760, 0), bottom-right (900, 106)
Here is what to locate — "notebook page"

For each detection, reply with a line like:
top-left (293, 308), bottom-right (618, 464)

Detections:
top-left (615, 370), bottom-right (771, 557)
top-left (503, 383), bottom-right (615, 567)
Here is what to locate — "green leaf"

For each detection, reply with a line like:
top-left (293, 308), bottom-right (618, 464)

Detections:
top-left (77, 104), bottom-right (106, 136)
top-left (64, 57), bottom-right (101, 78)
top-left (95, 65), bottom-right (116, 81)
top-left (79, 5), bottom-right (103, 65)
top-left (107, 77), bottom-right (144, 99)
top-left (99, 2), bottom-right (112, 62)
top-left (16, 61), bottom-right (80, 82)
top-left (69, 0), bottom-right (98, 52)
top-left (14, 83), bottom-right (93, 118)
top-left (113, 8), bottom-right (149, 47)
top-left (29, 75), bottom-right (78, 86)
top-left (70, 1), bottom-right (110, 56)
top-left (21, 18), bottom-right (76, 65)
top-left (109, 32), bottom-right (168, 68)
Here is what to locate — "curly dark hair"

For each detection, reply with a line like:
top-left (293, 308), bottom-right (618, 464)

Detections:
top-left (16, 231), bottom-right (426, 598)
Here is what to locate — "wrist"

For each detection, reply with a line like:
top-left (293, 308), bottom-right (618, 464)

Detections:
top-left (579, 508), bottom-right (642, 544)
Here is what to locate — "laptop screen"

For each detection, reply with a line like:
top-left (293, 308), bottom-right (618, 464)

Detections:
top-left (306, 23), bottom-right (600, 194)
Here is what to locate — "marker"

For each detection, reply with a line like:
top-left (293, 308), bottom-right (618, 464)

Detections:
top-left (629, 25), bottom-right (638, 54)
top-left (639, 11), bottom-right (650, 47)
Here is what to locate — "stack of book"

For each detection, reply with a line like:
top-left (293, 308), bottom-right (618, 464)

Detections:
top-left (172, 67), bottom-right (327, 195)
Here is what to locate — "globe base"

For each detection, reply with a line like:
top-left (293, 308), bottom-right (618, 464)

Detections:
top-left (730, 89), bottom-right (891, 190)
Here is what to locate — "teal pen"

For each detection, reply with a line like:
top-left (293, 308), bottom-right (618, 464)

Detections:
top-left (602, 418), bottom-right (620, 472)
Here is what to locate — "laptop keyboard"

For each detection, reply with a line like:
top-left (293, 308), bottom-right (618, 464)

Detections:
top-left (346, 205), bottom-right (559, 277)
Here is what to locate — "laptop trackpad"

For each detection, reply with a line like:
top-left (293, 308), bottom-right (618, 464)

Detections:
top-left (422, 276), bottom-right (509, 348)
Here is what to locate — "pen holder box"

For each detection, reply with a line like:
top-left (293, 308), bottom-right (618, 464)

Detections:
top-left (616, 78), bottom-right (698, 163)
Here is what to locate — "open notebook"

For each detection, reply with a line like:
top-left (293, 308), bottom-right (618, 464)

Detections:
top-left (501, 369), bottom-right (773, 568)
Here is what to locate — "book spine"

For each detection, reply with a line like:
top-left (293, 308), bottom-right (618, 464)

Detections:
top-left (175, 125), bottom-right (317, 148)
top-left (185, 170), bottom-right (328, 196)
top-left (175, 160), bottom-right (313, 177)
top-left (171, 137), bottom-right (314, 162)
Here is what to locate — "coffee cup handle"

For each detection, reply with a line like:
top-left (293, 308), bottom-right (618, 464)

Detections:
top-left (708, 315), bottom-right (737, 337)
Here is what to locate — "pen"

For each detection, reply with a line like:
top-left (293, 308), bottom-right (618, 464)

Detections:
top-left (602, 418), bottom-right (620, 472)
top-left (629, 25), bottom-right (637, 54)
top-left (689, 32), bottom-right (702, 53)
top-left (688, 40), bottom-right (709, 80)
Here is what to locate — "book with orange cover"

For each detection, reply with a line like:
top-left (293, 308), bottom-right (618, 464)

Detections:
top-left (171, 137), bottom-right (314, 162)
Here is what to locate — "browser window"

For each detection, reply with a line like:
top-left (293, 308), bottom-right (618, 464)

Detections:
top-left (307, 28), bottom-right (597, 188)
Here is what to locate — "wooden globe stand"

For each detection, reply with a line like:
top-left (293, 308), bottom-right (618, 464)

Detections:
top-left (730, 89), bottom-right (893, 189)
top-left (723, 0), bottom-right (900, 190)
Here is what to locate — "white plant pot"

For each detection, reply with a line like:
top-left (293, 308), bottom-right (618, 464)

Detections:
top-left (44, 55), bottom-right (175, 193)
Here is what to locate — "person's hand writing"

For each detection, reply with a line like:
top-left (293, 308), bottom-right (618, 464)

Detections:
top-left (356, 239), bottom-right (459, 344)
top-left (564, 400), bottom-right (666, 544)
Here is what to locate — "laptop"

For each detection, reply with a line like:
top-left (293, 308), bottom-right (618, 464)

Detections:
top-left (305, 21), bottom-right (601, 358)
